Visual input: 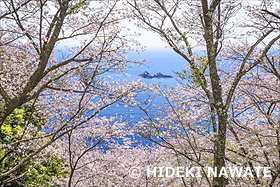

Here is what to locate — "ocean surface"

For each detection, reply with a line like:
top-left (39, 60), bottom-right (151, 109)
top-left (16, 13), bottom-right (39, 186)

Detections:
top-left (97, 49), bottom-right (187, 147)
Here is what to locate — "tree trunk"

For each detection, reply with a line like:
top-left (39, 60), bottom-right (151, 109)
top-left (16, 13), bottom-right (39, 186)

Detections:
top-left (213, 112), bottom-right (228, 187)
top-left (201, 0), bottom-right (227, 186)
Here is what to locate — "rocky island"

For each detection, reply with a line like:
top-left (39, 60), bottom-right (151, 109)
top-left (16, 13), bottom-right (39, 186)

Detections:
top-left (138, 71), bottom-right (173, 79)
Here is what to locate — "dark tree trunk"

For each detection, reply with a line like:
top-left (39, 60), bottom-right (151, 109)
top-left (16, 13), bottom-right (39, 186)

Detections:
top-left (201, 0), bottom-right (227, 186)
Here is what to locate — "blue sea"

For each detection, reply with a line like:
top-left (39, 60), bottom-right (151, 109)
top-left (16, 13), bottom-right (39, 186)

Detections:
top-left (51, 47), bottom-right (204, 148)
top-left (97, 48), bottom-right (187, 147)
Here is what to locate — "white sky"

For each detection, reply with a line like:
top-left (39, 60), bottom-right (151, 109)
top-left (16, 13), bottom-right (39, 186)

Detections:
top-left (116, 0), bottom-right (280, 50)
top-left (48, 0), bottom-right (280, 50)
top-left (132, 29), bottom-right (167, 49)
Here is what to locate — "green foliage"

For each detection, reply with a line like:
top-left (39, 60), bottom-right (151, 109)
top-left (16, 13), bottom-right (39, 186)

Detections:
top-left (26, 155), bottom-right (67, 187)
top-left (0, 107), bottom-right (45, 144)
top-left (173, 69), bottom-right (189, 80)
top-left (174, 56), bottom-right (208, 86)
top-left (68, 0), bottom-right (89, 14)
top-left (0, 107), bottom-right (67, 187)
top-left (165, 28), bottom-right (187, 42)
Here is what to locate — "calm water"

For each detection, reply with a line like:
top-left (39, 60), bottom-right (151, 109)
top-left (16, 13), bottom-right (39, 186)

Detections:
top-left (52, 48), bottom-right (196, 147)
top-left (99, 49), bottom-right (186, 118)
top-left (98, 49), bottom-right (187, 147)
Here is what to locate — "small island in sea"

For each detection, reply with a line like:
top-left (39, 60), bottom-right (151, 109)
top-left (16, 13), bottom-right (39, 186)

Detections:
top-left (138, 71), bottom-right (173, 79)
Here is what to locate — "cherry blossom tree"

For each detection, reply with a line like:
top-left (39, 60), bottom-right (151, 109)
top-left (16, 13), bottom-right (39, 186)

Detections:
top-left (0, 0), bottom-right (144, 185)
top-left (62, 144), bottom-right (185, 187)
top-left (1, 0), bottom-right (279, 186)
top-left (225, 56), bottom-right (280, 186)
top-left (127, 0), bottom-right (280, 186)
